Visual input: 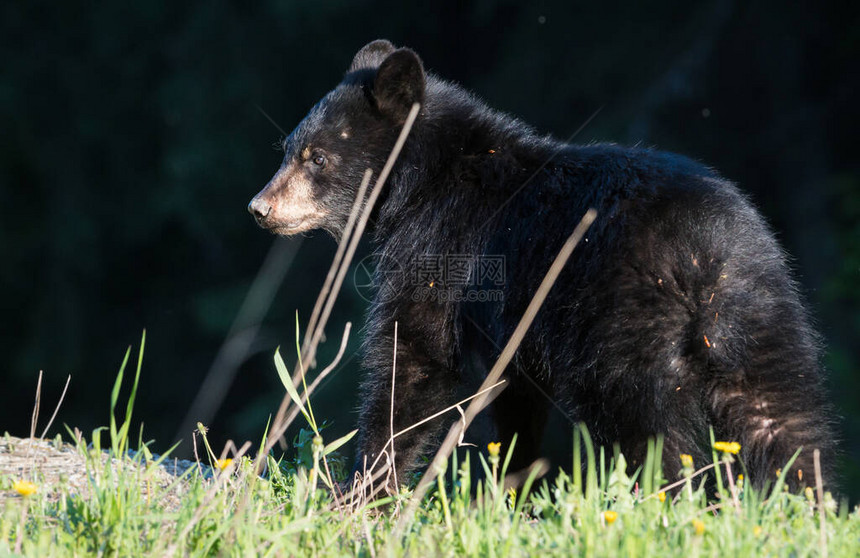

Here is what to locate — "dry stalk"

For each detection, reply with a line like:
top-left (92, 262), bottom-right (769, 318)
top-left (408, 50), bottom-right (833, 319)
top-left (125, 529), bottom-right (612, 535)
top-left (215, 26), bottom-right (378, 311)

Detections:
top-left (657, 462), bottom-right (723, 502)
top-left (271, 322), bottom-right (353, 456)
top-left (38, 374), bottom-right (71, 440)
top-left (725, 460), bottom-right (740, 510)
top-left (176, 235), bottom-right (301, 443)
top-left (395, 208), bottom-right (597, 532)
top-left (389, 322), bottom-right (399, 506)
top-left (25, 370), bottom-right (44, 474)
top-left (29, 370), bottom-right (42, 440)
top-left (302, 170), bottom-right (372, 360)
top-left (815, 448), bottom-right (827, 558)
top-left (264, 103), bottom-right (420, 460)
top-left (257, 321), bottom-right (353, 469)
top-left (341, 387), bottom-right (505, 512)
top-left (350, 378), bottom-right (507, 502)
top-left (297, 102), bottom-right (421, 379)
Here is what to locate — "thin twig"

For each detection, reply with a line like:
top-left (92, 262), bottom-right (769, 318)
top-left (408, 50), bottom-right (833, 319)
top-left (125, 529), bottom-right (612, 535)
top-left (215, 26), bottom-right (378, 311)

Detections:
top-left (29, 370), bottom-right (42, 440)
top-left (26, 370), bottom-right (43, 470)
top-left (14, 500), bottom-right (27, 554)
top-left (302, 171), bottom-right (372, 361)
top-left (363, 379), bottom-right (507, 479)
top-left (192, 428), bottom-right (204, 478)
top-left (389, 322), bottom-right (399, 502)
top-left (298, 102), bottom-right (421, 381)
top-left (39, 375), bottom-right (71, 440)
top-left (341, 461), bottom-right (395, 509)
top-left (255, 104), bottom-right (288, 137)
top-left (176, 236), bottom-right (301, 444)
top-left (266, 103), bottom-right (420, 460)
top-left (259, 322), bottom-right (353, 464)
top-left (725, 460), bottom-right (740, 510)
top-left (654, 461), bottom-right (722, 497)
top-left (362, 520), bottom-right (377, 558)
top-left (391, 381), bottom-right (506, 442)
top-left (815, 448), bottom-right (827, 558)
top-left (463, 313), bottom-right (577, 426)
top-left (701, 502), bottom-right (729, 515)
top-left (304, 323), bottom-right (353, 404)
top-left (339, 375), bottom-right (506, 509)
top-left (321, 452), bottom-right (343, 511)
top-left (304, 323), bottom-right (353, 511)
top-left (396, 208), bottom-right (598, 532)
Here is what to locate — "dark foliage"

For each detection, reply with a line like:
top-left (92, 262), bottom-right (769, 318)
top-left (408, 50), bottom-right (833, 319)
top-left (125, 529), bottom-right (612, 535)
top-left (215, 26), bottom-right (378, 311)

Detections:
top-left (2, 1), bottom-right (858, 499)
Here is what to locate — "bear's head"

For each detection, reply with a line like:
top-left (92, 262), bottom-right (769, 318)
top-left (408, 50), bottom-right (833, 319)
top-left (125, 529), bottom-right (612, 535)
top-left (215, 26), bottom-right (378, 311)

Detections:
top-left (248, 40), bottom-right (425, 238)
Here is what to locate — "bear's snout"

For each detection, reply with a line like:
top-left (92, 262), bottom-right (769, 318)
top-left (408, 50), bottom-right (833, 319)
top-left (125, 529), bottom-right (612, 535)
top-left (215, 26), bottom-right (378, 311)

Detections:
top-left (248, 197), bottom-right (272, 223)
top-left (247, 170), bottom-right (327, 235)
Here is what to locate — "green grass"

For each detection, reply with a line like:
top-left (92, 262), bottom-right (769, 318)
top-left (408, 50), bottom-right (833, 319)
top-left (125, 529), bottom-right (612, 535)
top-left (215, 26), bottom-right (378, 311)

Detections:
top-left (2, 337), bottom-right (858, 557)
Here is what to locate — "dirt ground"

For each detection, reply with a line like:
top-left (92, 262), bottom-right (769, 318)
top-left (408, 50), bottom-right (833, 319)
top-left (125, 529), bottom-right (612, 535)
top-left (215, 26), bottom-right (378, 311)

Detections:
top-left (0, 434), bottom-right (204, 510)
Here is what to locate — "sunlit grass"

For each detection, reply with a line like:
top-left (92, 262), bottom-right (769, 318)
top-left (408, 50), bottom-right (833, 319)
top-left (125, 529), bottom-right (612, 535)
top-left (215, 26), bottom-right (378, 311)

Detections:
top-left (1, 336), bottom-right (858, 557)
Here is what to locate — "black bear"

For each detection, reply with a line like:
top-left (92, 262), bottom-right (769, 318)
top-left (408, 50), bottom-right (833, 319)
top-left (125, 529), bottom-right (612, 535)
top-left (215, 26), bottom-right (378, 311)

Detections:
top-left (249, 40), bottom-right (835, 490)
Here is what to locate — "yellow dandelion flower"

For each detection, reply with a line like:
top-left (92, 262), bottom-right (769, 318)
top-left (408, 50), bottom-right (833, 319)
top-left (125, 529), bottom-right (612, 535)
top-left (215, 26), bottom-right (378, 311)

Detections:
top-left (753, 526), bottom-right (762, 537)
top-left (680, 454), bottom-right (694, 468)
top-left (713, 441), bottom-right (741, 455)
top-left (487, 442), bottom-right (501, 457)
top-left (775, 468), bottom-right (782, 478)
top-left (658, 491), bottom-right (666, 503)
top-left (215, 458), bottom-right (233, 471)
top-left (603, 510), bottom-right (618, 524)
top-left (804, 486), bottom-right (815, 502)
top-left (13, 480), bottom-right (37, 497)
top-left (692, 519), bottom-right (705, 535)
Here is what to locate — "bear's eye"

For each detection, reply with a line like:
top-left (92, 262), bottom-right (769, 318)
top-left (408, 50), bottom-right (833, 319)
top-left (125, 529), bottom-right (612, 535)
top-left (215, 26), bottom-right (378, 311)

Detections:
top-left (312, 154), bottom-right (326, 167)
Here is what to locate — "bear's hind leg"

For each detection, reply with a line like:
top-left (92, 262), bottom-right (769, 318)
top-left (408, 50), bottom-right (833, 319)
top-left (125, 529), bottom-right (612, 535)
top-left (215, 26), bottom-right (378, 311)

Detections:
top-left (696, 258), bottom-right (835, 491)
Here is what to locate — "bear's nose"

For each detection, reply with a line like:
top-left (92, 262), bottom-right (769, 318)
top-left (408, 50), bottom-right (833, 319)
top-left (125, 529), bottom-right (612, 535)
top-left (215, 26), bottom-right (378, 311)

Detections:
top-left (248, 198), bottom-right (271, 222)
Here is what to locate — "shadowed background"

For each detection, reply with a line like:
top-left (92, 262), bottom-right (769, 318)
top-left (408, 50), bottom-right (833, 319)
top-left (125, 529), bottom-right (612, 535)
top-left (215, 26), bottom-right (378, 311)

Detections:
top-left (2, 1), bottom-right (858, 500)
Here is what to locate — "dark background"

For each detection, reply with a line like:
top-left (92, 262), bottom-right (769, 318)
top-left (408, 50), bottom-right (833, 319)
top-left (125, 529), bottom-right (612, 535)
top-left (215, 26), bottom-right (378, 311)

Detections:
top-left (2, 1), bottom-right (858, 500)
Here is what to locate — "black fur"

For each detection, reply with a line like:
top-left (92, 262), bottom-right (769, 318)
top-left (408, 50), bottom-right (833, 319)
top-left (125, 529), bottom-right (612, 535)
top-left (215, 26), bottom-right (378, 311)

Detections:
top-left (251, 41), bottom-right (836, 491)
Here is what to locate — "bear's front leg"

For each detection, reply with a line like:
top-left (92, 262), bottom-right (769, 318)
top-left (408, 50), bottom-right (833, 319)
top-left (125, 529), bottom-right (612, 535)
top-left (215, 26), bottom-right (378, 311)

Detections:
top-left (352, 308), bottom-right (459, 494)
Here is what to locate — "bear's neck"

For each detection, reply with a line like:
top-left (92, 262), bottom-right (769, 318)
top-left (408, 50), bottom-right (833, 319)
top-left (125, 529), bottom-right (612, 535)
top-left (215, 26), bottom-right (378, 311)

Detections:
top-left (375, 78), bottom-right (563, 244)
top-left (416, 79), bottom-right (559, 164)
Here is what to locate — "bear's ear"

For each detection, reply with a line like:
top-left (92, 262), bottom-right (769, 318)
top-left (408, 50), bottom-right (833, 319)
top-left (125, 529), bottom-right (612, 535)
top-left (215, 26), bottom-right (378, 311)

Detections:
top-left (373, 48), bottom-right (425, 122)
top-left (349, 39), bottom-right (396, 72)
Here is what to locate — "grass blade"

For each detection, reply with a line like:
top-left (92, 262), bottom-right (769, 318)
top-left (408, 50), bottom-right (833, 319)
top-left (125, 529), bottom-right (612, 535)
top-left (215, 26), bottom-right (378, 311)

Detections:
top-left (324, 429), bottom-right (358, 456)
top-left (109, 345), bottom-right (132, 455)
top-left (275, 347), bottom-right (310, 425)
top-left (117, 330), bottom-right (146, 455)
